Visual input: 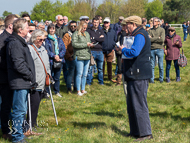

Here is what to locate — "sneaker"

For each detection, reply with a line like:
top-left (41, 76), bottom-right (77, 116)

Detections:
top-left (77, 92), bottom-right (83, 96)
top-left (56, 92), bottom-right (62, 97)
top-left (81, 91), bottom-right (87, 94)
top-left (176, 77), bottom-right (181, 82)
top-left (166, 77), bottom-right (170, 83)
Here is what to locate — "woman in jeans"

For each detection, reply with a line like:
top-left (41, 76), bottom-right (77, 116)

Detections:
top-left (72, 21), bottom-right (94, 96)
top-left (164, 27), bottom-right (182, 82)
top-left (45, 23), bottom-right (66, 97)
top-left (28, 29), bottom-right (50, 129)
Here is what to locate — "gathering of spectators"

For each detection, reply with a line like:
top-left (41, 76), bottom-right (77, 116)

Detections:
top-left (0, 12), bottom-right (186, 143)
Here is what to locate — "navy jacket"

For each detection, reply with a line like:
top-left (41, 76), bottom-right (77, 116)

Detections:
top-left (102, 27), bottom-right (117, 54)
top-left (0, 30), bottom-right (10, 83)
top-left (86, 27), bottom-right (105, 51)
top-left (114, 22), bottom-right (122, 35)
top-left (6, 32), bottom-right (36, 89)
top-left (123, 27), bottom-right (152, 81)
top-left (45, 36), bottom-right (66, 66)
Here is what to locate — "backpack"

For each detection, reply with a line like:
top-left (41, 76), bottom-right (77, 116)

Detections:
top-left (178, 48), bottom-right (187, 67)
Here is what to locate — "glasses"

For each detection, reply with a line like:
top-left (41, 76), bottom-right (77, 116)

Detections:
top-left (104, 22), bottom-right (109, 24)
top-left (169, 30), bottom-right (175, 32)
top-left (84, 19), bottom-right (89, 21)
top-left (155, 21), bottom-right (159, 22)
top-left (59, 19), bottom-right (64, 21)
top-left (38, 39), bottom-right (45, 42)
top-left (70, 25), bottom-right (76, 28)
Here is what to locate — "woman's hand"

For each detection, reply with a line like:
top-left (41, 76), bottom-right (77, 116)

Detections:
top-left (164, 50), bottom-right (167, 56)
top-left (87, 42), bottom-right (94, 47)
top-left (175, 41), bottom-right (179, 45)
top-left (55, 55), bottom-right (60, 61)
top-left (119, 45), bottom-right (124, 50)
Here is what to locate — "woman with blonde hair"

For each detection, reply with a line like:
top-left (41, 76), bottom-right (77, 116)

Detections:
top-left (72, 21), bottom-right (94, 96)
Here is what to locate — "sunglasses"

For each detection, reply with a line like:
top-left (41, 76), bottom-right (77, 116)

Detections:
top-left (38, 39), bottom-right (45, 42)
top-left (84, 19), bottom-right (89, 21)
top-left (59, 19), bottom-right (64, 21)
top-left (70, 25), bottom-right (76, 28)
top-left (104, 22), bottom-right (109, 24)
top-left (29, 30), bottom-right (34, 33)
top-left (169, 30), bottom-right (175, 32)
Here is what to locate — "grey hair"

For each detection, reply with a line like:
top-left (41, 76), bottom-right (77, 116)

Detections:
top-left (37, 22), bottom-right (45, 27)
top-left (55, 15), bottom-right (62, 20)
top-left (30, 29), bottom-right (44, 43)
top-left (63, 16), bottom-right (68, 20)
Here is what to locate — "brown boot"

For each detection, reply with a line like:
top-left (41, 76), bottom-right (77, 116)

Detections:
top-left (116, 74), bottom-right (122, 86)
top-left (24, 128), bottom-right (43, 137)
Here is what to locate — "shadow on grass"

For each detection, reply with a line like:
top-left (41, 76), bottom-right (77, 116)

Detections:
top-left (71, 121), bottom-right (106, 129)
top-left (83, 111), bottom-right (124, 118)
top-left (111, 125), bottom-right (129, 137)
top-left (149, 111), bottom-right (190, 122)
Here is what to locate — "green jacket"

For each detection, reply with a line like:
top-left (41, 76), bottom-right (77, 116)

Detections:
top-left (55, 24), bottom-right (69, 38)
top-left (72, 31), bottom-right (91, 60)
top-left (148, 26), bottom-right (165, 50)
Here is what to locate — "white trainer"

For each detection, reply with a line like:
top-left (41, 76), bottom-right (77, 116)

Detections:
top-left (82, 91), bottom-right (87, 94)
top-left (77, 92), bottom-right (83, 96)
top-left (56, 92), bottom-right (62, 97)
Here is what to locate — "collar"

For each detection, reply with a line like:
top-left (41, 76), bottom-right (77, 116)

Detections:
top-left (131, 27), bottom-right (143, 36)
top-left (12, 32), bottom-right (27, 47)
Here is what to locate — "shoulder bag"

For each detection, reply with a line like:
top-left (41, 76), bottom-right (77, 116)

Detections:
top-left (31, 45), bottom-right (52, 86)
top-left (178, 48), bottom-right (187, 67)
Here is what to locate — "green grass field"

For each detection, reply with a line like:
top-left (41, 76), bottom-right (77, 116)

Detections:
top-left (1, 28), bottom-right (190, 143)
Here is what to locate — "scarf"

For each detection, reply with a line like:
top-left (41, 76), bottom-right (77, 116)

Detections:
top-left (168, 33), bottom-right (176, 38)
top-left (48, 34), bottom-right (59, 55)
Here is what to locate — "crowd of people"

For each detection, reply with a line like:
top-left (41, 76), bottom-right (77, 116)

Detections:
top-left (0, 13), bottom-right (184, 143)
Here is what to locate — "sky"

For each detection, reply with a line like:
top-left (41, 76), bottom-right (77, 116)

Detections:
top-left (0, 0), bottom-right (153, 17)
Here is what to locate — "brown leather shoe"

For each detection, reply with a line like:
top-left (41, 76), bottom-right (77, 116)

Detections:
top-left (134, 135), bottom-right (153, 142)
top-left (2, 134), bottom-right (12, 141)
top-left (24, 129), bottom-right (43, 137)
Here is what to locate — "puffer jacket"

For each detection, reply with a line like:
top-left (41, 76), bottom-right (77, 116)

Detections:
top-left (62, 31), bottom-right (73, 60)
top-left (6, 32), bottom-right (35, 90)
top-left (28, 44), bottom-right (50, 90)
top-left (71, 31), bottom-right (91, 60)
top-left (164, 34), bottom-right (182, 60)
top-left (45, 36), bottom-right (66, 66)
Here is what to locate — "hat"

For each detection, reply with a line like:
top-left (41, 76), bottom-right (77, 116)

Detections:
top-left (103, 18), bottom-right (110, 23)
top-left (119, 16), bottom-right (124, 20)
top-left (121, 19), bottom-right (127, 25)
top-left (15, 14), bottom-right (20, 18)
top-left (79, 16), bottom-right (89, 20)
top-left (168, 27), bottom-right (175, 31)
top-left (124, 16), bottom-right (142, 25)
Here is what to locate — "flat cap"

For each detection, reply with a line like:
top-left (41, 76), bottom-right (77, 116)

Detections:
top-left (119, 16), bottom-right (124, 20)
top-left (124, 16), bottom-right (142, 25)
top-left (168, 27), bottom-right (175, 31)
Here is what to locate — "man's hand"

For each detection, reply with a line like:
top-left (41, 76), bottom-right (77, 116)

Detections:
top-left (115, 47), bottom-right (119, 51)
top-left (149, 35), bottom-right (152, 38)
top-left (119, 45), bottom-right (124, 50)
top-left (100, 35), bottom-right (104, 38)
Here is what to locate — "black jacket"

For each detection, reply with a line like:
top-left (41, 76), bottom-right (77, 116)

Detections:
top-left (6, 32), bottom-right (36, 90)
top-left (0, 30), bottom-right (10, 83)
top-left (123, 27), bottom-right (152, 81)
top-left (102, 27), bottom-right (117, 54)
top-left (86, 27), bottom-right (105, 51)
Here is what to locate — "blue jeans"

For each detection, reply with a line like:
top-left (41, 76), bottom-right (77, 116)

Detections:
top-left (62, 62), bottom-right (68, 83)
top-left (150, 49), bottom-right (164, 82)
top-left (75, 57), bottom-right (90, 91)
top-left (166, 60), bottom-right (180, 78)
top-left (184, 31), bottom-right (188, 41)
top-left (66, 60), bottom-right (76, 90)
top-left (12, 89), bottom-right (29, 142)
top-left (50, 64), bottom-right (62, 94)
top-left (87, 51), bottom-right (104, 85)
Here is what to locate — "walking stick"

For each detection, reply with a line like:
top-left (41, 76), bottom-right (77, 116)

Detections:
top-left (28, 92), bottom-right (32, 131)
top-left (49, 86), bottom-right (58, 125)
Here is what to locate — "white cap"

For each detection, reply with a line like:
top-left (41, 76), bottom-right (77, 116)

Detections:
top-left (104, 18), bottom-right (110, 23)
top-left (79, 16), bottom-right (89, 20)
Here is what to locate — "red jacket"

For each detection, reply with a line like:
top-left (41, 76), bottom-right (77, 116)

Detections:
top-left (164, 34), bottom-right (182, 60)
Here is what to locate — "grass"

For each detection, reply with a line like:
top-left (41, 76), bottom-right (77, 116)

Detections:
top-left (1, 28), bottom-right (190, 143)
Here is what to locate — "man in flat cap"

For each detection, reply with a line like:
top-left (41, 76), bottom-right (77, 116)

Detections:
top-left (119, 16), bottom-right (153, 142)
top-left (114, 16), bottom-right (124, 34)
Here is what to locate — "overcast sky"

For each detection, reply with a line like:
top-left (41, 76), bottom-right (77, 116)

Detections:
top-left (0, 0), bottom-right (153, 17)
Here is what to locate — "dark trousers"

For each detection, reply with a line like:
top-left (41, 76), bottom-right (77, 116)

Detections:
top-left (27, 90), bottom-right (43, 127)
top-left (116, 54), bottom-right (122, 74)
top-left (0, 83), bottom-right (13, 134)
top-left (166, 60), bottom-right (180, 78)
top-left (126, 80), bottom-right (152, 137)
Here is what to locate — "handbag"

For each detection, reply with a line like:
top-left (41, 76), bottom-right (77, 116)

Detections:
top-left (90, 54), bottom-right (95, 66)
top-left (31, 45), bottom-right (51, 86)
top-left (178, 48), bottom-right (187, 67)
top-left (53, 61), bottom-right (62, 68)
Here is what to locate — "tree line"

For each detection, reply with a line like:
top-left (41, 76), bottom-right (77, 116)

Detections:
top-left (2, 0), bottom-right (190, 23)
